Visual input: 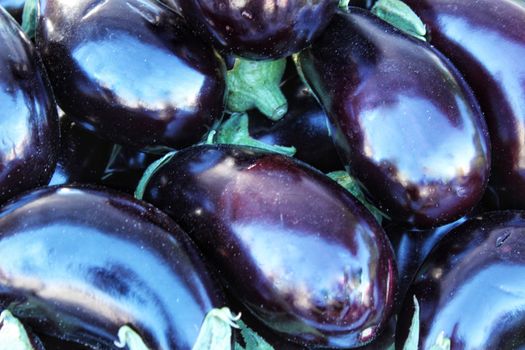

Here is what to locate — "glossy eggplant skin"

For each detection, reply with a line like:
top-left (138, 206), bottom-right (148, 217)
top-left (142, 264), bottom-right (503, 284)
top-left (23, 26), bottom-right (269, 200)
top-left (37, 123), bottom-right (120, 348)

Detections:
top-left (298, 9), bottom-right (490, 229)
top-left (36, 0), bottom-right (225, 149)
top-left (0, 0), bottom-right (24, 22)
top-left (249, 75), bottom-right (343, 173)
top-left (403, 0), bottom-right (525, 211)
top-left (396, 211), bottom-right (525, 350)
top-left (176, 0), bottom-right (337, 60)
top-left (0, 186), bottom-right (225, 349)
top-left (142, 144), bottom-right (397, 348)
top-left (49, 116), bottom-right (159, 194)
top-left (0, 8), bottom-right (59, 206)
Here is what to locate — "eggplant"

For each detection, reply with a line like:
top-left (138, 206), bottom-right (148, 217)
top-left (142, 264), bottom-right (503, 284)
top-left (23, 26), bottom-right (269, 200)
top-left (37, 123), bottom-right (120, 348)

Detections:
top-left (0, 7), bottom-right (58, 205)
top-left (36, 0), bottom-right (225, 149)
top-left (0, 185), bottom-right (225, 349)
top-left (49, 116), bottom-right (160, 194)
top-left (403, 0), bottom-right (525, 211)
top-left (0, 0), bottom-right (24, 22)
top-left (249, 74), bottom-right (343, 173)
top-left (140, 144), bottom-right (397, 348)
top-left (175, 0), bottom-right (337, 60)
top-left (298, 9), bottom-right (490, 228)
top-left (396, 211), bottom-right (525, 349)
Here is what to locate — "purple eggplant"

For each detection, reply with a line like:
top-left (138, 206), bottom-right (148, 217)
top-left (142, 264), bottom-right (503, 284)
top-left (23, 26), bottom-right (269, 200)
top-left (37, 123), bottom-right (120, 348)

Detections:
top-left (49, 116), bottom-right (160, 194)
top-left (140, 144), bottom-right (397, 348)
top-left (0, 7), bottom-right (58, 205)
top-left (0, 0), bottom-right (24, 22)
top-left (36, 0), bottom-right (225, 149)
top-left (0, 185), bottom-right (225, 349)
top-left (298, 9), bottom-right (490, 228)
top-left (249, 74), bottom-right (343, 172)
top-left (175, 0), bottom-right (337, 60)
top-left (403, 0), bottom-right (525, 210)
top-left (396, 211), bottom-right (525, 349)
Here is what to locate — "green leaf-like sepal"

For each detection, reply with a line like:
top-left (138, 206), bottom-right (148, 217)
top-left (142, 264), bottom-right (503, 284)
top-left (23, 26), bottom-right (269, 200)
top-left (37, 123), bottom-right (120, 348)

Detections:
top-left (134, 150), bottom-right (177, 200)
top-left (327, 171), bottom-right (387, 224)
top-left (21, 0), bottom-right (38, 39)
top-left (0, 310), bottom-right (35, 350)
top-left (114, 326), bottom-right (150, 350)
top-left (192, 307), bottom-right (240, 350)
top-left (226, 58), bottom-right (288, 121)
top-left (372, 0), bottom-right (427, 41)
top-left (236, 319), bottom-right (274, 350)
top-left (215, 113), bottom-right (296, 156)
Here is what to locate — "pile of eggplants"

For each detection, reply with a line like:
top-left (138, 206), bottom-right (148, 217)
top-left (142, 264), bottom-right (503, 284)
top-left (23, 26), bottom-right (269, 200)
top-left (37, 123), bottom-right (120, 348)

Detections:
top-left (1, 0), bottom-right (525, 348)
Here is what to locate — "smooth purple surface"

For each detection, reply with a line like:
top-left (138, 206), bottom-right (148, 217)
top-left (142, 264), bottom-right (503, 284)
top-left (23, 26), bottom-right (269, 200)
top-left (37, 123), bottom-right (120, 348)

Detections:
top-left (298, 9), bottom-right (490, 228)
top-left (177, 0), bottom-right (337, 59)
top-left (0, 7), bottom-right (58, 206)
top-left (396, 211), bottom-right (525, 349)
top-left (36, 0), bottom-right (225, 149)
top-left (142, 144), bottom-right (397, 348)
top-left (0, 186), bottom-right (224, 349)
top-left (405, 0), bottom-right (525, 210)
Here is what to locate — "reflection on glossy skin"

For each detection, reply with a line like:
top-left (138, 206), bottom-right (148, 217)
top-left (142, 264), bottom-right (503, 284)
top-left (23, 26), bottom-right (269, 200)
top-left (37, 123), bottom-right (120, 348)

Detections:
top-left (0, 8), bottom-right (58, 205)
top-left (142, 144), bottom-right (397, 348)
top-left (0, 0), bottom-right (24, 22)
top-left (404, 0), bottom-right (525, 210)
top-left (0, 186), bottom-right (224, 349)
top-left (396, 211), bottom-right (525, 350)
top-left (36, 0), bottom-right (225, 149)
top-left (298, 10), bottom-right (490, 228)
top-left (176, 0), bottom-right (337, 59)
top-left (249, 74), bottom-right (343, 172)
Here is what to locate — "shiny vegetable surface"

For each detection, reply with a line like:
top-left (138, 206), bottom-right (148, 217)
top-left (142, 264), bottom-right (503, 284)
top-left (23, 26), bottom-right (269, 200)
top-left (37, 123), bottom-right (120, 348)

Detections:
top-left (0, 7), bottom-right (58, 205)
top-left (36, 0), bottom-right (225, 149)
top-left (404, 0), bottom-right (525, 210)
top-left (141, 144), bottom-right (397, 348)
top-left (298, 9), bottom-right (490, 228)
top-left (396, 211), bottom-right (525, 349)
top-left (175, 0), bottom-right (337, 59)
top-left (0, 0), bottom-right (24, 22)
top-left (0, 186), bottom-right (225, 349)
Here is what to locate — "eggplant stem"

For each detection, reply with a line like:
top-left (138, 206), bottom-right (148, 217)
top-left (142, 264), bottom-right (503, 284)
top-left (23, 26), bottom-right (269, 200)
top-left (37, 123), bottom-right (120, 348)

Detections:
top-left (371, 0), bottom-right (427, 41)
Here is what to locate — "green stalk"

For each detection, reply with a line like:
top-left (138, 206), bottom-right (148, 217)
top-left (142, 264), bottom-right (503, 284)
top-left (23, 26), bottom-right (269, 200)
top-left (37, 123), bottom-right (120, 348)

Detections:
top-left (226, 58), bottom-right (288, 121)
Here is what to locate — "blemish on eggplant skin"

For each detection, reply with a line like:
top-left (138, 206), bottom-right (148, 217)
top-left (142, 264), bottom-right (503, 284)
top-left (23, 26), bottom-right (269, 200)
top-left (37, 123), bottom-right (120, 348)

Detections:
top-left (496, 231), bottom-right (511, 248)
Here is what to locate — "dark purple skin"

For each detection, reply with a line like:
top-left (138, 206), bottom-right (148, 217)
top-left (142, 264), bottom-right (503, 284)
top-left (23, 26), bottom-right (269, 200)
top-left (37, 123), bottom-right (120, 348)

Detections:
top-left (0, 0), bottom-right (24, 22)
top-left (39, 334), bottom-right (88, 350)
top-left (36, 0), bottom-right (225, 149)
top-left (0, 7), bottom-right (58, 206)
top-left (49, 116), bottom-right (160, 194)
top-left (386, 216), bottom-right (466, 312)
top-left (298, 9), bottom-right (491, 229)
top-left (176, 0), bottom-right (337, 59)
top-left (0, 185), bottom-right (225, 349)
top-left (404, 0), bottom-right (525, 210)
top-left (248, 74), bottom-right (343, 173)
top-left (142, 144), bottom-right (397, 348)
top-left (396, 211), bottom-right (525, 349)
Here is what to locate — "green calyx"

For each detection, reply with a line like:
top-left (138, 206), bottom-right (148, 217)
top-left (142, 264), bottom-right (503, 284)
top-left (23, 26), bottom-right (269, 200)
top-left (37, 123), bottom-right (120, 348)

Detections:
top-left (134, 150), bottom-right (177, 200)
top-left (0, 310), bottom-right (34, 350)
top-left (214, 113), bottom-right (296, 156)
top-left (21, 0), bottom-right (38, 39)
top-left (192, 307), bottom-right (240, 350)
top-left (327, 171), bottom-right (386, 224)
top-left (226, 58), bottom-right (288, 121)
top-left (372, 0), bottom-right (427, 41)
top-left (402, 296), bottom-right (451, 350)
top-left (114, 326), bottom-right (150, 350)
